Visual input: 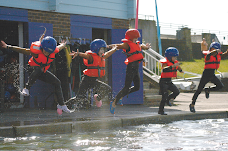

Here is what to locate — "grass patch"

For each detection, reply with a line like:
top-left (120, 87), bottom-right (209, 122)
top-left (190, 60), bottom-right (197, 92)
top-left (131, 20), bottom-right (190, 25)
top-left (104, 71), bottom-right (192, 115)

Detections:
top-left (177, 59), bottom-right (228, 78)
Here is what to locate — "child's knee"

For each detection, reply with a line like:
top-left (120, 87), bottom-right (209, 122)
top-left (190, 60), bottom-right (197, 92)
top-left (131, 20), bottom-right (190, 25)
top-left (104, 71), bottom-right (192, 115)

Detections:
top-left (135, 85), bottom-right (140, 91)
top-left (173, 89), bottom-right (180, 98)
top-left (176, 90), bottom-right (180, 96)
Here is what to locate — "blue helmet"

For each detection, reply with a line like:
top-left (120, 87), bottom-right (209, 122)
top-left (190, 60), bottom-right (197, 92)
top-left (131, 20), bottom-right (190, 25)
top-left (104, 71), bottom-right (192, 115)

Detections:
top-left (209, 42), bottom-right (221, 50)
top-left (165, 47), bottom-right (179, 58)
top-left (41, 36), bottom-right (57, 53)
top-left (90, 39), bottom-right (107, 53)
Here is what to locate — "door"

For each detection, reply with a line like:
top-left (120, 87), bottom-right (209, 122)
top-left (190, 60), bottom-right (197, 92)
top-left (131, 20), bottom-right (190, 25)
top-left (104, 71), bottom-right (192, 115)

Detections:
top-left (27, 22), bottom-right (55, 108)
top-left (110, 29), bottom-right (144, 104)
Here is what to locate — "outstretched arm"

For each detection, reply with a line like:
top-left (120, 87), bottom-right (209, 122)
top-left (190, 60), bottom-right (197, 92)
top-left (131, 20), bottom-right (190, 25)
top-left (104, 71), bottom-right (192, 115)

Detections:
top-left (57, 40), bottom-right (67, 51)
top-left (205, 49), bottom-right (221, 61)
top-left (108, 43), bottom-right (129, 50)
top-left (162, 62), bottom-right (180, 70)
top-left (0, 40), bottom-right (32, 56)
top-left (221, 49), bottom-right (228, 59)
top-left (177, 66), bottom-right (184, 73)
top-left (69, 49), bottom-right (93, 62)
top-left (103, 45), bottom-right (118, 59)
top-left (109, 42), bottom-right (151, 50)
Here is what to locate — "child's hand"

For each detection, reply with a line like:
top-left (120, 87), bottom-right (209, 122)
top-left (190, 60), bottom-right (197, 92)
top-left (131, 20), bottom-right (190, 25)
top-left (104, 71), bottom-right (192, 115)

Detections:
top-left (112, 45), bottom-right (118, 51)
top-left (60, 39), bottom-right (66, 44)
top-left (172, 63), bottom-right (180, 68)
top-left (107, 45), bottom-right (115, 49)
top-left (59, 40), bottom-right (67, 48)
top-left (0, 41), bottom-right (7, 49)
top-left (145, 43), bottom-right (151, 49)
top-left (69, 49), bottom-right (79, 59)
top-left (216, 49), bottom-right (221, 53)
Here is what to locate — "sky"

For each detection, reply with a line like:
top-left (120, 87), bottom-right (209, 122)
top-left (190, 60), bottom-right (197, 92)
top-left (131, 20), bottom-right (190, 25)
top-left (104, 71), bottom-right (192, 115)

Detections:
top-left (138, 0), bottom-right (228, 44)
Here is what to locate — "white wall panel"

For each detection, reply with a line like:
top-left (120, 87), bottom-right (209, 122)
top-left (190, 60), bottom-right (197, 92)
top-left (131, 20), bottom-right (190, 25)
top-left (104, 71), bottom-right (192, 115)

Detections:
top-left (0, 0), bottom-right (49, 11)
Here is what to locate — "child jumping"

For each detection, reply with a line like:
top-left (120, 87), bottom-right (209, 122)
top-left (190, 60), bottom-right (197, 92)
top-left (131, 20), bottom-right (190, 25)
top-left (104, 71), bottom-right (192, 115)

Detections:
top-left (189, 42), bottom-right (228, 113)
top-left (0, 31), bottom-right (72, 114)
top-left (68, 39), bottom-right (117, 109)
top-left (108, 29), bottom-right (150, 114)
top-left (159, 47), bottom-right (184, 115)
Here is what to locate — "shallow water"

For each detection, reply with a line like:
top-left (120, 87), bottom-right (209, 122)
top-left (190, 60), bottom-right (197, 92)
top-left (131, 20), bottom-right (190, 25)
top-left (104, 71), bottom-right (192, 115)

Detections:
top-left (1, 118), bottom-right (228, 151)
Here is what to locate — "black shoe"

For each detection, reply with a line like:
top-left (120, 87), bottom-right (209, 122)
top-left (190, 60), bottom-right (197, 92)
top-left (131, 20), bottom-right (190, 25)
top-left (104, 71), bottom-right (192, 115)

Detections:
top-left (189, 104), bottom-right (195, 113)
top-left (205, 87), bottom-right (210, 99)
top-left (158, 111), bottom-right (167, 115)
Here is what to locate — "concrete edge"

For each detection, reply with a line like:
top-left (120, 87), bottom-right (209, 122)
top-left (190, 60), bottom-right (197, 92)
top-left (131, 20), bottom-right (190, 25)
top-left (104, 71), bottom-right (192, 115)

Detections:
top-left (72, 118), bottom-right (122, 133)
top-left (121, 111), bottom-right (228, 127)
top-left (15, 122), bottom-right (72, 137)
top-left (0, 111), bottom-right (227, 137)
top-left (0, 127), bottom-right (15, 138)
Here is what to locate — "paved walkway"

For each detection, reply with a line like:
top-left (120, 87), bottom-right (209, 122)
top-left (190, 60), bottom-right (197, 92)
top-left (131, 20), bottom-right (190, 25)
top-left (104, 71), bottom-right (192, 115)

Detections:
top-left (0, 92), bottom-right (228, 137)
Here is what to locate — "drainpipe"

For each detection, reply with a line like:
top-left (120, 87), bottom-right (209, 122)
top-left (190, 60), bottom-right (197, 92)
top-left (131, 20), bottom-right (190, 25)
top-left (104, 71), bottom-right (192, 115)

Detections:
top-left (155, 0), bottom-right (162, 55)
top-left (135, 0), bottom-right (139, 29)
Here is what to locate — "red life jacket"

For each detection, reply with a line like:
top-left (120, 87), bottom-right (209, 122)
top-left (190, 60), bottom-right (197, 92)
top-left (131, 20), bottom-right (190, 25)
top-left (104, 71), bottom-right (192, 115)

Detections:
top-left (121, 39), bottom-right (144, 65)
top-left (203, 50), bottom-right (222, 69)
top-left (83, 50), bottom-right (105, 77)
top-left (28, 41), bottom-right (59, 73)
top-left (160, 58), bottom-right (178, 78)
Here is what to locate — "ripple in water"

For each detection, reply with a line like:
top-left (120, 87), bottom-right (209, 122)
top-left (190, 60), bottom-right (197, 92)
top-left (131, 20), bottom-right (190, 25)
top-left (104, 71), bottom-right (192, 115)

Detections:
top-left (0, 118), bottom-right (228, 150)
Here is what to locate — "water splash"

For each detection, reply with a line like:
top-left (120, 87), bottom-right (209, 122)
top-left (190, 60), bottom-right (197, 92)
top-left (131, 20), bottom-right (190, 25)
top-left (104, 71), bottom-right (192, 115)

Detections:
top-left (1, 61), bottom-right (24, 107)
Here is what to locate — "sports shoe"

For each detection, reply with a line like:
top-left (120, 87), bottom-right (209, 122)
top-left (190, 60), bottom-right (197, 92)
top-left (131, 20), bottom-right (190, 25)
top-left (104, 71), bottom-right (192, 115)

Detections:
top-left (57, 108), bottom-right (63, 115)
top-left (189, 104), bottom-right (195, 113)
top-left (110, 101), bottom-right (115, 114)
top-left (57, 105), bottom-right (74, 113)
top-left (20, 88), bottom-right (29, 96)
top-left (158, 110), bottom-right (167, 115)
top-left (118, 99), bottom-right (123, 106)
top-left (94, 94), bottom-right (102, 107)
top-left (205, 87), bottom-right (210, 99)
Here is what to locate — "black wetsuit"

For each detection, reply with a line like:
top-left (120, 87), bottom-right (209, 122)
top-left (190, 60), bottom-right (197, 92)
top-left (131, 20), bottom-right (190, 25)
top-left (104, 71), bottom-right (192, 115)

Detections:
top-left (114, 61), bottom-right (140, 104)
top-left (25, 66), bottom-right (65, 105)
top-left (76, 74), bottom-right (113, 105)
top-left (159, 78), bottom-right (180, 112)
top-left (191, 69), bottom-right (223, 105)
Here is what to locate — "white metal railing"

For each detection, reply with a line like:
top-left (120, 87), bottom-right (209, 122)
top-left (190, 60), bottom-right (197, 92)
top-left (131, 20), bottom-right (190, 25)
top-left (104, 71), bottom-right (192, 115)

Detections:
top-left (142, 48), bottom-right (202, 83)
top-left (142, 48), bottom-right (163, 81)
top-left (141, 48), bottom-right (224, 91)
top-left (142, 48), bottom-right (199, 90)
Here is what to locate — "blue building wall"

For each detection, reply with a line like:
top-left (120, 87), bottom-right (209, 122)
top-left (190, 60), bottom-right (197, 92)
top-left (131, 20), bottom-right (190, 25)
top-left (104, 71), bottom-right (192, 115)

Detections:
top-left (70, 14), bottom-right (112, 40)
top-left (0, 0), bottom-right (136, 20)
top-left (0, 7), bottom-right (56, 108)
top-left (0, 5), bottom-right (144, 108)
top-left (0, 7), bottom-right (28, 22)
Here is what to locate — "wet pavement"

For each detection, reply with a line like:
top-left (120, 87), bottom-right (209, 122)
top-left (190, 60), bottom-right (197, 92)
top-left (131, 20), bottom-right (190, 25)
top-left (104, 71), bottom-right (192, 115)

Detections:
top-left (0, 92), bottom-right (228, 137)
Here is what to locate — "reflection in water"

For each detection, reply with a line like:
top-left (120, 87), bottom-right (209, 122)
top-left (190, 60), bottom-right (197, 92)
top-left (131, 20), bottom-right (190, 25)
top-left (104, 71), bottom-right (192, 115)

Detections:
top-left (0, 118), bottom-right (228, 150)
